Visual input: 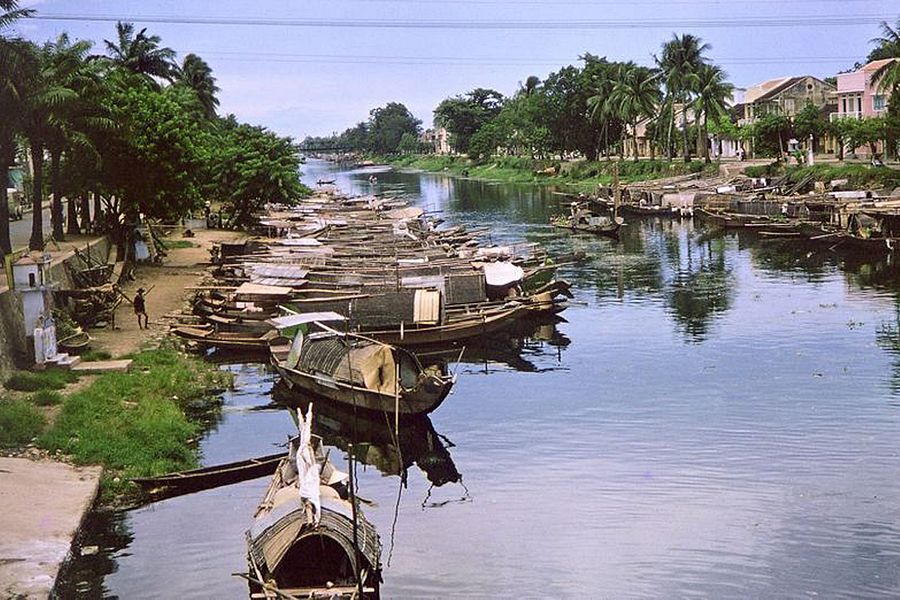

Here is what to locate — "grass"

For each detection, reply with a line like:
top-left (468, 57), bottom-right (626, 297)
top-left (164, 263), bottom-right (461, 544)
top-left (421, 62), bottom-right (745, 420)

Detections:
top-left (4, 370), bottom-right (79, 392)
top-left (81, 349), bottom-right (113, 362)
top-left (744, 162), bottom-right (900, 188)
top-left (161, 239), bottom-right (197, 249)
top-left (31, 389), bottom-right (63, 406)
top-left (381, 154), bottom-right (718, 188)
top-left (0, 397), bottom-right (46, 448)
top-left (39, 346), bottom-right (231, 502)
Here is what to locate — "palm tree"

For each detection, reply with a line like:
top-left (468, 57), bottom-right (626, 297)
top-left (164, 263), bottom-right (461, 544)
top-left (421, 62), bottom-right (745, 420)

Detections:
top-left (21, 38), bottom-right (100, 249)
top-left (658, 33), bottom-right (710, 162)
top-left (611, 63), bottom-right (661, 161)
top-left (0, 0), bottom-right (34, 256)
top-left (39, 33), bottom-right (103, 240)
top-left (587, 71), bottom-right (617, 159)
top-left (869, 19), bottom-right (900, 95)
top-left (104, 21), bottom-right (176, 84)
top-left (177, 53), bottom-right (220, 118)
top-left (692, 64), bottom-right (734, 163)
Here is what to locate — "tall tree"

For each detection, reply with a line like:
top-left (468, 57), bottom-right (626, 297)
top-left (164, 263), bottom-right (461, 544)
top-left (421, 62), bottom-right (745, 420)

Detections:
top-left (691, 63), bottom-right (733, 163)
top-left (658, 33), bottom-right (710, 162)
top-left (610, 63), bottom-right (661, 161)
top-left (434, 89), bottom-right (503, 155)
top-left (0, 0), bottom-right (35, 256)
top-left (104, 21), bottom-right (176, 84)
top-left (177, 53), bottom-right (219, 119)
top-left (367, 102), bottom-right (421, 154)
top-left (40, 33), bottom-right (100, 240)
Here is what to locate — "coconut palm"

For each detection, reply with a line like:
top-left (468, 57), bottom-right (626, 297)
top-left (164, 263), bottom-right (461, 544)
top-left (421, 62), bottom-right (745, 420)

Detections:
top-left (692, 63), bottom-right (734, 163)
top-left (177, 53), bottom-right (220, 118)
top-left (610, 63), bottom-right (661, 161)
top-left (658, 33), bottom-right (710, 162)
top-left (0, 0), bottom-right (34, 255)
top-left (21, 38), bottom-right (101, 249)
top-left (587, 71), bottom-right (618, 159)
top-left (104, 21), bottom-right (176, 83)
top-left (869, 19), bottom-right (900, 94)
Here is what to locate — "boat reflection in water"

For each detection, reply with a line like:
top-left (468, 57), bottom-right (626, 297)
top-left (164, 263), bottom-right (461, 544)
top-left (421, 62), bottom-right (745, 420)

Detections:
top-left (419, 314), bottom-right (571, 374)
top-left (272, 383), bottom-right (461, 488)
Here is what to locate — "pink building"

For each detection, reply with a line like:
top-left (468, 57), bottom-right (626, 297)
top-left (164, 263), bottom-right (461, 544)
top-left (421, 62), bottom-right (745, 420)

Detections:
top-left (833, 58), bottom-right (896, 121)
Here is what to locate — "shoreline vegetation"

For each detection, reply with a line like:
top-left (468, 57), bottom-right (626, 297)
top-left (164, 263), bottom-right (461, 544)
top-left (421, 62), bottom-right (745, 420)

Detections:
top-left (380, 154), bottom-right (720, 189)
top-left (2, 345), bottom-right (231, 505)
top-left (373, 154), bottom-right (900, 191)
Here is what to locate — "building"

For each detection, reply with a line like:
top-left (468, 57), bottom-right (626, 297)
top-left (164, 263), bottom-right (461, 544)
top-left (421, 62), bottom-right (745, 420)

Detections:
top-left (833, 59), bottom-right (895, 121)
top-left (420, 127), bottom-right (453, 155)
top-left (740, 76), bottom-right (835, 125)
top-left (831, 58), bottom-right (897, 157)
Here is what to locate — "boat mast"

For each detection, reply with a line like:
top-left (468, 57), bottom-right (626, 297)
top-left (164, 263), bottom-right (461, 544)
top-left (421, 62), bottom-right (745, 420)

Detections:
top-left (348, 443), bottom-right (364, 598)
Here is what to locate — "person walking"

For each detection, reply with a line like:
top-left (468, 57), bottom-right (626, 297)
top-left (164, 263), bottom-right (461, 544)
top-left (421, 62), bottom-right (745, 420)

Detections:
top-left (130, 286), bottom-right (153, 329)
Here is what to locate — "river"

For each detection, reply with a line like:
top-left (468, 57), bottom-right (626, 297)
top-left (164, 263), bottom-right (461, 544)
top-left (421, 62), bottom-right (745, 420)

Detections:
top-left (58, 160), bottom-right (900, 598)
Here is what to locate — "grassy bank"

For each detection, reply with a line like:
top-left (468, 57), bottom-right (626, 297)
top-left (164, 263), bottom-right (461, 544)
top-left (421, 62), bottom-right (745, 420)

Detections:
top-left (383, 154), bottom-right (719, 188)
top-left (744, 163), bottom-right (900, 189)
top-left (0, 346), bottom-right (231, 503)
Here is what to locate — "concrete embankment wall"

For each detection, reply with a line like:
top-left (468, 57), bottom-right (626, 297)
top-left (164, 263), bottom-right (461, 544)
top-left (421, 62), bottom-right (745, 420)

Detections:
top-left (0, 236), bottom-right (112, 374)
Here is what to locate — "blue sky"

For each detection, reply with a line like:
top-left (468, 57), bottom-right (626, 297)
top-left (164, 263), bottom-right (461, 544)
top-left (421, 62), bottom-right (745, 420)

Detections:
top-left (14, 1), bottom-right (898, 140)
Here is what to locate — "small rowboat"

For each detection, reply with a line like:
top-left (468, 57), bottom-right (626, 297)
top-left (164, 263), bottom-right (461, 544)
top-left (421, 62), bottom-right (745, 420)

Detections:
top-left (132, 451), bottom-right (287, 500)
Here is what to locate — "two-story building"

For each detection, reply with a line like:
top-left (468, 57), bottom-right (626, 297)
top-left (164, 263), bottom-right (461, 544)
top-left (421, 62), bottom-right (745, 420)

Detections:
top-left (740, 75), bottom-right (835, 125)
top-left (831, 58), bottom-right (897, 157)
top-left (420, 127), bottom-right (453, 155)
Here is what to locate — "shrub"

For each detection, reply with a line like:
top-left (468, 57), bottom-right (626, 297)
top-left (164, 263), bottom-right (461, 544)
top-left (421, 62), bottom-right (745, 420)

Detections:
top-left (4, 370), bottom-right (79, 392)
top-left (0, 398), bottom-right (46, 448)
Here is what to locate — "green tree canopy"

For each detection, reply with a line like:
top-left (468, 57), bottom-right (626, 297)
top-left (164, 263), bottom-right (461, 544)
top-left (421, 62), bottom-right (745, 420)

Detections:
top-left (367, 102), bottom-right (421, 154)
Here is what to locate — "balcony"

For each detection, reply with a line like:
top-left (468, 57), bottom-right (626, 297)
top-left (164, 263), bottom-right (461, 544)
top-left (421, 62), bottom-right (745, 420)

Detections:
top-left (830, 111), bottom-right (861, 122)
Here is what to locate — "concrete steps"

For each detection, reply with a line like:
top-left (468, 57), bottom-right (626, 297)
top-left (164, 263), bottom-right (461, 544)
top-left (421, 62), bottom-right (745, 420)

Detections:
top-left (43, 353), bottom-right (81, 370)
top-left (71, 359), bottom-right (132, 374)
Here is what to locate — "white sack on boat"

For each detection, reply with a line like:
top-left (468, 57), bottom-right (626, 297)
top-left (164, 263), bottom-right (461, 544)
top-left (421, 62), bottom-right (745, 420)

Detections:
top-left (296, 405), bottom-right (321, 524)
top-left (475, 261), bottom-right (525, 287)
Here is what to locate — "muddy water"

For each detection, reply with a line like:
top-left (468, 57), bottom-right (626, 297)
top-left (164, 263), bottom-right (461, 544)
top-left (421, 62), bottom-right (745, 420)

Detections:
top-left (58, 161), bottom-right (900, 598)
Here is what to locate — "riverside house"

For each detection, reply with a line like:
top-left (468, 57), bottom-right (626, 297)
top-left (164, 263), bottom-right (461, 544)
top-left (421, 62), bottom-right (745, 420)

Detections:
top-left (832, 58), bottom-right (898, 157)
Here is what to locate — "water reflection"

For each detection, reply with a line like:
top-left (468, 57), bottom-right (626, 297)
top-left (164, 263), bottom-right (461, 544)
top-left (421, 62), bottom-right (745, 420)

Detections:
top-left (272, 384), bottom-right (461, 488)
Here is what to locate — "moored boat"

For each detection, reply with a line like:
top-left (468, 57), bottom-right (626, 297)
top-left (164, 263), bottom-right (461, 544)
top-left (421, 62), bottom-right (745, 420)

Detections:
top-left (245, 407), bottom-right (381, 599)
top-left (269, 316), bottom-right (454, 416)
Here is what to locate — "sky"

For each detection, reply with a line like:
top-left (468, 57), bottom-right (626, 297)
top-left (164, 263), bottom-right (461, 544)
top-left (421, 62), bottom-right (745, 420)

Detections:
top-left (12, 1), bottom-right (899, 141)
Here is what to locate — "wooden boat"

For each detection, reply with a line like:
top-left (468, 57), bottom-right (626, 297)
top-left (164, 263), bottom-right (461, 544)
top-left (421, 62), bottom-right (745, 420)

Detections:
top-left (132, 451), bottom-right (286, 501)
top-left (245, 407), bottom-right (381, 599)
top-left (315, 178), bottom-right (336, 185)
top-left (550, 214), bottom-right (624, 239)
top-left (57, 329), bottom-right (91, 354)
top-left (170, 325), bottom-right (277, 350)
top-left (361, 301), bottom-right (531, 347)
top-left (269, 322), bottom-right (454, 416)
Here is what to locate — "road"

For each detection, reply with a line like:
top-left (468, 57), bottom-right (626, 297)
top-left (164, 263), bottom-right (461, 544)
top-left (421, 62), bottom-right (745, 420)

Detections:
top-left (8, 200), bottom-right (66, 251)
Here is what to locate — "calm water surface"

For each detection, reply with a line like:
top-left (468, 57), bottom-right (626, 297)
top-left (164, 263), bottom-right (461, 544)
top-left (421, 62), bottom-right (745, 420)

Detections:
top-left (60, 160), bottom-right (900, 598)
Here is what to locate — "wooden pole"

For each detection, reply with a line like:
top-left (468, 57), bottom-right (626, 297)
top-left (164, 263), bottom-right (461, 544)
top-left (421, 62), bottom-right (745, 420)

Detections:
top-left (613, 161), bottom-right (621, 219)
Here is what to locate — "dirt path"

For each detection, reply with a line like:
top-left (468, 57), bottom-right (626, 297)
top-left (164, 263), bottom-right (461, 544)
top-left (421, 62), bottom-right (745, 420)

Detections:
top-left (90, 228), bottom-right (246, 358)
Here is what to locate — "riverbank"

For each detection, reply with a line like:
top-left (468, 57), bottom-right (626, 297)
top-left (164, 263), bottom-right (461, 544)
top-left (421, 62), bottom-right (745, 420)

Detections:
top-left (377, 154), bottom-right (722, 189)
top-left (0, 226), bottom-right (242, 596)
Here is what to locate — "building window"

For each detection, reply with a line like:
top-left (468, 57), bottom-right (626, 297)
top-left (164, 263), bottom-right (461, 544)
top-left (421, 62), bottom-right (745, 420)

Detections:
top-left (874, 95), bottom-right (886, 111)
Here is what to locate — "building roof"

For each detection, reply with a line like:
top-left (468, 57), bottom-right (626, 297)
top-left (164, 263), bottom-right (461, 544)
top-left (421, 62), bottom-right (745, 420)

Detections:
top-left (861, 58), bottom-right (898, 72)
top-left (753, 77), bottom-right (808, 103)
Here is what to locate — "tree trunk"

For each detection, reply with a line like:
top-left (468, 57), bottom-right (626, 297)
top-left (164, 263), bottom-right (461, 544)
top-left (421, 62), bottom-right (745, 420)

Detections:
top-left (93, 191), bottom-right (101, 230)
top-left (50, 149), bottom-right (64, 241)
top-left (632, 119), bottom-right (639, 162)
top-left (80, 195), bottom-right (91, 232)
top-left (703, 114), bottom-right (711, 164)
top-left (0, 146), bottom-right (13, 256)
top-left (681, 102), bottom-right (690, 163)
top-left (29, 141), bottom-right (45, 251)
